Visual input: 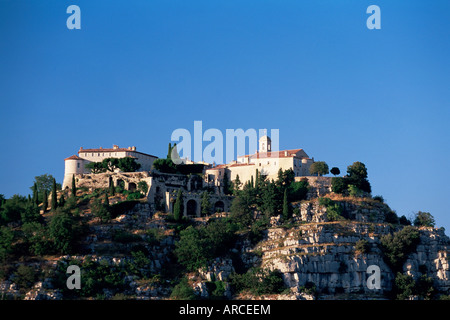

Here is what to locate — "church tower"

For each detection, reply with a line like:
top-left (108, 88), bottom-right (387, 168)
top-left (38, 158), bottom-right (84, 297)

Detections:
top-left (259, 135), bottom-right (271, 153)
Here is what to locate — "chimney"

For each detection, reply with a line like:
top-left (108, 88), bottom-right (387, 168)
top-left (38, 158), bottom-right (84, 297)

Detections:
top-left (131, 146), bottom-right (136, 151)
top-left (79, 147), bottom-right (83, 150)
top-left (113, 145), bottom-right (119, 150)
top-left (284, 151), bottom-right (288, 156)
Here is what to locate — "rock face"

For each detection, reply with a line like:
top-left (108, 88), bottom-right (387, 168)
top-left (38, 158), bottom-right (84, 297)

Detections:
top-left (1, 195), bottom-right (449, 300)
top-left (242, 199), bottom-right (450, 299)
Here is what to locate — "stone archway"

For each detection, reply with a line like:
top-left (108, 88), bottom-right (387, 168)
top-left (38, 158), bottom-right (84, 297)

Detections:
top-left (128, 182), bottom-right (137, 191)
top-left (214, 201), bottom-right (224, 213)
top-left (186, 199), bottom-right (197, 217)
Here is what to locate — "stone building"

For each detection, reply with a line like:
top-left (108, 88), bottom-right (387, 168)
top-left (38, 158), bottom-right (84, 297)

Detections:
top-left (62, 145), bottom-right (157, 189)
top-left (204, 135), bottom-right (315, 188)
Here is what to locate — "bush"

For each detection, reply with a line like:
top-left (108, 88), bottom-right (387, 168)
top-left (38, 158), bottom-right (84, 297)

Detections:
top-left (384, 210), bottom-right (399, 224)
top-left (229, 268), bottom-right (286, 296)
top-left (170, 278), bottom-right (197, 300)
top-left (52, 257), bottom-right (128, 298)
top-left (373, 195), bottom-right (384, 203)
top-left (174, 219), bottom-right (238, 272)
top-left (355, 239), bottom-right (370, 254)
top-left (318, 198), bottom-right (343, 221)
top-left (393, 273), bottom-right (435, 300)
top-left (331, 177), bottom-right (348, 195)
top-left (380, 226), bottom-right (420, 272)
top-left (112, 230), bottom-right (142, 243)
top-left (13, 265), bottom-right (37, 290)
top-left (413, 211), bottom-right (435, 228)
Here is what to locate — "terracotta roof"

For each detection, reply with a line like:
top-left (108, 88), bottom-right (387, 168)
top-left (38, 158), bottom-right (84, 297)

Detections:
top-left (64, 155), bottom-right (84, 161)
top-left (229, 163), bottom-right (255, 167)
top-left (78, 148), bottom-right (157, 158)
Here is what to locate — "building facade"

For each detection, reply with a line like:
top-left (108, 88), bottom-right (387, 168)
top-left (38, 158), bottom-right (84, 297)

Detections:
top-left (204, 136), bottom-right (314, 188)
top-left (62, 145), bottom-right (157, 189)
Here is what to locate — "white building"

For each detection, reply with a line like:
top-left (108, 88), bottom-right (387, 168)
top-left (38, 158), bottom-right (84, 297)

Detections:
top-left (205, 136), bottom-right (314, 188)
top-left (62, 145), bottom-right (157, 189)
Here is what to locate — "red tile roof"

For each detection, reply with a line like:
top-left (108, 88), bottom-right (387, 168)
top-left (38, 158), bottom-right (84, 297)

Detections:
top-left (78, 147), bottom-right (157, 158)
top-left (64, 155), bottom-right (84, 161)
top-left (241, 149), bottom-right (307, 159)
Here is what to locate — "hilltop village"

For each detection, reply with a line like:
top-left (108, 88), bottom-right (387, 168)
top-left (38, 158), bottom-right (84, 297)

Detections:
top-left (62, 136), bottom-right (318, 217)
top-left (0, 137), bottom-right (449, 301)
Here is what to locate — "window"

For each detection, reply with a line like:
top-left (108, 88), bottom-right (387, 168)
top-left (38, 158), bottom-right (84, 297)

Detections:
top-left (77, 163), bottom-right (80, 168)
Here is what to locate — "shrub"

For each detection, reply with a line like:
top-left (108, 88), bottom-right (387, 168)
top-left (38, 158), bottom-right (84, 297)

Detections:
top-left (384, 210), bottom-right (399, 224)
top-left (399, 215), bottom-right (412, 226)
top-left (112, 230), bottom-right (141, 243)
top-left (413, 211), bottom-right (435, 228)
top-left (170, 278), bottom-right (197, 300)
top-left (380, 226), bottom-right (420, 272)
top-left (174, 219), bottom-right (238, 271)
top-left (13, 265), bottom-right (37, 290)
top-left (355, 239), bottom-right (370, 254)
top-left (373, 195), bottom-right (384, 203)
top-left (393, 273), bottom-right (435, 300)
top-left (331, 177), bottom-right (348, 195)
top-left (229, 268), bottom-right (286, 296)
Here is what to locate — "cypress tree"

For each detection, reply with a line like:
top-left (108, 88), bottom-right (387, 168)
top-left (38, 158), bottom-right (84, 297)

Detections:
top-left (167, 143), bottom-right (172, 159)
top-left (200, 191), bottom-right (211, 216)
top-left (32, 182), bottom-right (39, 205)
top-left (173, 189), bottom-right (183, 221)
top-left (71, 174), bottom-right (77, 198)
top-left (42, 190), bottom-right (48, 213)
top-left (104, 193), bottom-right (109, 206)
top-left (59, 194), bottom-right (65, 207)
top-left (51, 178), bottom-right (58, 211)
top-left (282, 188), bottom-right (290, 220)
top-left (108, 176), bottom-right (114, 196)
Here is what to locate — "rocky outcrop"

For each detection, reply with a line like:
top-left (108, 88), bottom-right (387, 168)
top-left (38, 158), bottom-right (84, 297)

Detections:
top-left (244, 199), bottom-right (450, 299)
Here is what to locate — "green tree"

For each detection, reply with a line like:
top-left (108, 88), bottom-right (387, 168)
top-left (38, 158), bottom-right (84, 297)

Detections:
top-left (42, 190), bottom-right (48, 213)
top-left (31, 174), bottom-right (58, 203)
top-left (222, 170), bottom-right (231, 195)
top-left (0, 226), bottom-right (14, 262)
top-left (71, 174), bottom-right (77, 197)
top-left (58, 194), bottom-right (65, 207)
top-left (51, 178), bottom-right (58, 211)
top-left (309, 161), bottom-right (329, 176)
top-left (92, 197), bottom-right (111, 223)
top-left (331, 177), bottom-right (348, 194)
top-left (200, 191), bottom-right (211, 216)
top-left (260, 180), bottom-right (278, 216)
top-left (233, 175), bottom-right (242, 195)
top-left (413, 211), bottom-right (435, 228)
top-left (173, 189), bottom-right (184, 221)
top-left (394, 272), bottom-right (416, 300)
top-left (49, 209), bottom-right (76, 254)
top-left (282, 188), bottom-right (290, 220)
top-left (346, 161), bottom-right (371, 193)
top-left (138, 181), bottom-right (149, 195)
top-left (380, 226), bottom-right (420, 272)
top-left (330, 167), bottom-right (340, 176)
top-left (21, 203), bottom-right (40, 224)
top-left (170, 277), bottom-right (197, 300)
top-left (117, 157), bottom-right (141, 172)
top-left (288, 179), bottom-right (309, 202)
top-left (108, 176), bottom-right (114, 196)
top-left (1, 194), bottom-right (27, 224)
top-left (32, 183), bottom-right (39, 205)
top-left (85, 162), bottom-right (106, 174)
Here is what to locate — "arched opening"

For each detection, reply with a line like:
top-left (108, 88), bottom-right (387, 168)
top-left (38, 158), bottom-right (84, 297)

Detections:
top-left (186, 199), bottom-right (197, 217)
top-left (116, 179), bottom-right (125, 193)
top-left (128, 182), bottom-right (137, 191)
top-left (214, 201), bottom-right (224, 213)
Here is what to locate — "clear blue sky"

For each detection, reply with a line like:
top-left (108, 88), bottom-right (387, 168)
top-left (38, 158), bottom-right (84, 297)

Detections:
top-left (1, 1), bottom-right (449, 230)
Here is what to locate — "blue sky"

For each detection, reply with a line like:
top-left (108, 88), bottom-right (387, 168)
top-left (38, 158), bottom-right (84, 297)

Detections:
top-left (1, 1), bottom-right (449, 230)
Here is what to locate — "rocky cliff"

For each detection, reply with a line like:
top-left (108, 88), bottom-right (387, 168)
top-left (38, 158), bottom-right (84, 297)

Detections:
top-left (1, 194), bottom-right (449, 300)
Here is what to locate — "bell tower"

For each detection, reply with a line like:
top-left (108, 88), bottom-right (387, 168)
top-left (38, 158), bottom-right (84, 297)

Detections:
top-left (259, 135), bottom-right (271, 153)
